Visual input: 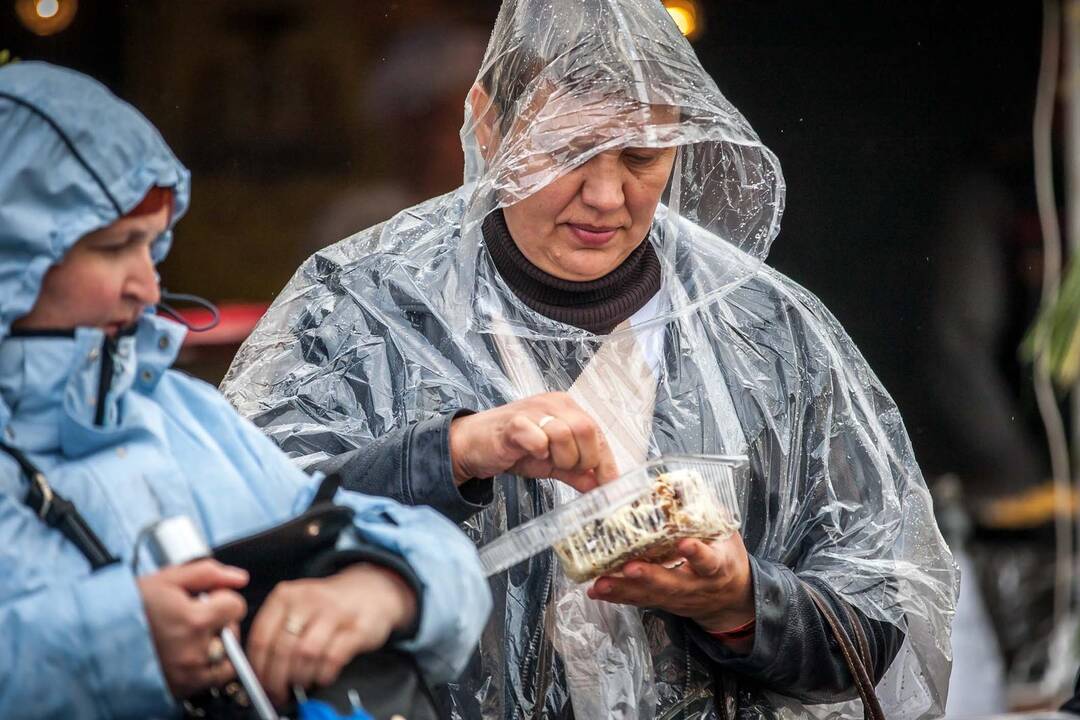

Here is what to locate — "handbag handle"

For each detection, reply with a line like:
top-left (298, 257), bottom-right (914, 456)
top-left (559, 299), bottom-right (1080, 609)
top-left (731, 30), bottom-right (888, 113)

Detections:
top-left (802, 581), bottom-right (886, 720)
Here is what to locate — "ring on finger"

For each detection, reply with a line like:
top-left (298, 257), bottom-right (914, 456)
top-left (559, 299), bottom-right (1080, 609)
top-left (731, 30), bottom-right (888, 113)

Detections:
top-left (537, 415), bottom-right (557, 430)
top-left (207, 636), bottom-right (226, 666)
top-left (283, 612), bottom-right (307, 637)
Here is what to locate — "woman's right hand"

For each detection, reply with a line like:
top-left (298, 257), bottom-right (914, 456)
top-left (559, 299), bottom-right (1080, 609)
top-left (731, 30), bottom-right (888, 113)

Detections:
top-left (137, 560), bottom-right (249, 699)
top-left (449, 392), bottom-right (620, 491)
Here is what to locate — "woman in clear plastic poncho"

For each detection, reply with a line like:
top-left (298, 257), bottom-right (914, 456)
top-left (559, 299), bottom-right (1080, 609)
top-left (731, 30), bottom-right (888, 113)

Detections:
top-left (222, 1), bottom-right (958, 718)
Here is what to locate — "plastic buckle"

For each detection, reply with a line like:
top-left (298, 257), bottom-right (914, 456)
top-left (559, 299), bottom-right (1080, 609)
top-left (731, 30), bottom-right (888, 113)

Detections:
top-left (31, 472), bottom-right (53, 519)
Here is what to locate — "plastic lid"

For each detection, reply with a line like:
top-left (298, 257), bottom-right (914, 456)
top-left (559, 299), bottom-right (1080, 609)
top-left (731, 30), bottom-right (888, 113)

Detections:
top-left (479, 454), bottom-right (745, 577)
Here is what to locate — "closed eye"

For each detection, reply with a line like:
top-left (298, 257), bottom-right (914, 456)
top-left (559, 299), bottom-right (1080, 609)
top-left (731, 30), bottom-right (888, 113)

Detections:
top-left (623, 149), bottom-right (665, 165)
top-left (91, 232), bottom-right (152, 254)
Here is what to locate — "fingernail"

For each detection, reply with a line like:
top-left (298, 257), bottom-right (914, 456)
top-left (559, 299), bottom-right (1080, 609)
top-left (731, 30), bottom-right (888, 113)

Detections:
top-left (626, 566), bottom-right (642, 578)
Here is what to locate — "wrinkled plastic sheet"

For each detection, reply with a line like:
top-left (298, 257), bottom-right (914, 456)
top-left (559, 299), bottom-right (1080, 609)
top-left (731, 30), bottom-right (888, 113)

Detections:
top-left (222, 0), bottom-right (958, 717)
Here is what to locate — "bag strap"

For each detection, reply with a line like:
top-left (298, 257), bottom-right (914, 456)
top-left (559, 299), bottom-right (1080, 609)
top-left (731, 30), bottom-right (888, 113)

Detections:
top-left (0, 441), bottom-right (118, 570)
top-left (839, 597), bottom-right (875, 676)
top-left (802, 581), bottom-right (886, 720)
top-left (308, 472), bottom-right (341, 508)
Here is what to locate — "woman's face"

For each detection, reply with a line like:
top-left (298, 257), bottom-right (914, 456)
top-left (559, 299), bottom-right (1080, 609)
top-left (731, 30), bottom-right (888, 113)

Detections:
top-left (14, 206), bottom-right (166, 336)
top-left (501, 145), bottom-right (677, 281)
top-left (470, 84), bottom-right (679, 281)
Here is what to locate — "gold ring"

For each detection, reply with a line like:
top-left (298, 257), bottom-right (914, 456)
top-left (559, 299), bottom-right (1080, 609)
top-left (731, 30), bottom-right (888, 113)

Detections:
top-left (207, 637), bottom-right (226, 665)
top-left (283, 613), bottom-right (307, 637)
top-left (537, 415), bottom-right (557, 430)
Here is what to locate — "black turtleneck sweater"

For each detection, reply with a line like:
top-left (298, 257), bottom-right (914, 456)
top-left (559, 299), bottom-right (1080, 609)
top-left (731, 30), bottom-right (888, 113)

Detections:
top-left (482, 209), bottom-right (661, 334)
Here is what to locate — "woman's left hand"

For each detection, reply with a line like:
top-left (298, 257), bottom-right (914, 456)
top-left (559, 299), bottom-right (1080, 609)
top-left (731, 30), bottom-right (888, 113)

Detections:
top-left (246, 563), bottom-right (418, 707)
top-left (586, 534), bottom-right (755, 632)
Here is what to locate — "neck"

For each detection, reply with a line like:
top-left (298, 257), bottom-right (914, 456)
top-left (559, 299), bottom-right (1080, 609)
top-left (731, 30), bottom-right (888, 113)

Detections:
top-left (483, 210), bottom-right (661, 334)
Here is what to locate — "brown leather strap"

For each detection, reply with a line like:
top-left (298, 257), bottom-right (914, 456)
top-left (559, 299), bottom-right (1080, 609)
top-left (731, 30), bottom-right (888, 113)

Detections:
top-left (802, 582), bottom-right (887, 720)
top-left (840, 596), bottom-right (875, 673)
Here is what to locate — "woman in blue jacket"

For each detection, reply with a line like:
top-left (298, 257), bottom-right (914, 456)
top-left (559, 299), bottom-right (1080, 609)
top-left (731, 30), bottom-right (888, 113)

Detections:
top-left (0, 61), bottom-right (491, 719)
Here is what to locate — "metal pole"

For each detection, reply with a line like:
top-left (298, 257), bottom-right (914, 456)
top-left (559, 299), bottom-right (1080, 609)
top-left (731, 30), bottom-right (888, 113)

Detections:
top-left (1065, 0), bottom-right (1080, 615)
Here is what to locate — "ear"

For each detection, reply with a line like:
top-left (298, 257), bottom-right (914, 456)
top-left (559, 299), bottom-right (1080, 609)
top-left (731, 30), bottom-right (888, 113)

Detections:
top-left (468, 83), bottom-right (498, 162)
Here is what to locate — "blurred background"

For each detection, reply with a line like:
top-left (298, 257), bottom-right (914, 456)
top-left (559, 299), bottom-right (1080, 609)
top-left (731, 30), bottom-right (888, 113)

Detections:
top-left (2, 0), bottom-right (1076, 716)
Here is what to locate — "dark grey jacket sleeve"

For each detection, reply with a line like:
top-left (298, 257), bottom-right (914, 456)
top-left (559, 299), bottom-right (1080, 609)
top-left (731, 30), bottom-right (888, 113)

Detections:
top-left (310, 410), bottom-right (494, 524)
top-left (683, 556), bottom-right (905, 704)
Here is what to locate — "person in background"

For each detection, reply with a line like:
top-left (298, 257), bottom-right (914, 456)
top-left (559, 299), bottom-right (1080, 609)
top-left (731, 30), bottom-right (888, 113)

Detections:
top-left (308, 23), bottom-right (488, 250)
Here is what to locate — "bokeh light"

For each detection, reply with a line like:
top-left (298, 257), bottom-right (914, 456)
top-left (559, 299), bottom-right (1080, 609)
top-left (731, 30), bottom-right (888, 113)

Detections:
top-left (664, 0), bottom-right (703, 41)
top-left (36, 0), bottom-right (58, 19)
top-left (15, 0), bottom-right (77, 36)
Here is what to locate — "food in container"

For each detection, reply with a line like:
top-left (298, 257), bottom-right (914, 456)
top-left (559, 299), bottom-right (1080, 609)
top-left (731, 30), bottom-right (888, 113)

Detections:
top-left (479, 455), bottom-right (743, 582)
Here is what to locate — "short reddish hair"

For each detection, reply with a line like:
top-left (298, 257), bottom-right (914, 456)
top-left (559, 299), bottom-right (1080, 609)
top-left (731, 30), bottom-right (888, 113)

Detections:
top-left (126, 186), bottom-right (174, 223)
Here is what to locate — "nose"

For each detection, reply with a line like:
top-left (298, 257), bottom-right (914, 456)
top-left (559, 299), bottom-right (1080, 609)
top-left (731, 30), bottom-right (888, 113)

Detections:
top-left (123, 244), bottom-right (161, 308)
top-left (578, 154), bottom-right (625, 214)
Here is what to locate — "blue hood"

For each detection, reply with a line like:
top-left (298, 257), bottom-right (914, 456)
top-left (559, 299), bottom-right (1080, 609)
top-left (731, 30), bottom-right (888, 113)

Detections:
top-left (0, 61), bottom-right (191, 345)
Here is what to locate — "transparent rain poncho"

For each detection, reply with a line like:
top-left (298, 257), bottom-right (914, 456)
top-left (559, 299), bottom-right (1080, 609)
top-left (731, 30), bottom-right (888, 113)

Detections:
top-left (222, 1), bottom-right (958, 718)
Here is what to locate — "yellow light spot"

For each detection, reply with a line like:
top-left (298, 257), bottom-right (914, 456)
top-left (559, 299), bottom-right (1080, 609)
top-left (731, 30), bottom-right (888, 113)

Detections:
top-left (35, 0), bottom-right (58, 19)
top-left (664, 0), bottom-right (702, 40)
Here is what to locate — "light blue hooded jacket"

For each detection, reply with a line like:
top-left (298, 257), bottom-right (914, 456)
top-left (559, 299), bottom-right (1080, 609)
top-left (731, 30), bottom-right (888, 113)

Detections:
top-left (0, 62), bottom-right (491, 719)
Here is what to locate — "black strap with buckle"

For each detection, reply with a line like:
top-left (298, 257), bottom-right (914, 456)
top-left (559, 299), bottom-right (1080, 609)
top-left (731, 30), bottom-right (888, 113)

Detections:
top-left (0, 441), bottom-right (119, 570)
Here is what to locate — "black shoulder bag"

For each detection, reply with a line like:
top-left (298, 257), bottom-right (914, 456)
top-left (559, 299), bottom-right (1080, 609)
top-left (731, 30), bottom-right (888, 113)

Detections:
top-left (0, 442), bottom-right (441, 720)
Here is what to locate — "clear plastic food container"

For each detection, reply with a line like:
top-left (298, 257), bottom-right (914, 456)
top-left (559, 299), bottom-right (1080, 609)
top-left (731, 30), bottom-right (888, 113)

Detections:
top-left (479, 455), bottom-right (745, 582)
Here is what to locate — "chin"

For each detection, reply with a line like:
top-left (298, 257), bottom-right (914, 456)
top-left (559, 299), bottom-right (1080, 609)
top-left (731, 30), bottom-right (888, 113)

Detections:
top-left (559, 264), bottom-right (617, 282)
top-left (558, 251), bottom-right (624, 281)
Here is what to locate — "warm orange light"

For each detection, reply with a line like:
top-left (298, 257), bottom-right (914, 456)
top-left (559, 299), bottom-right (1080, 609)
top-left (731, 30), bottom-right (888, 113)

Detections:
top-left (15, 0), bottom-right (77, 36)
top-left (664, 0), bottom-right (703, 41)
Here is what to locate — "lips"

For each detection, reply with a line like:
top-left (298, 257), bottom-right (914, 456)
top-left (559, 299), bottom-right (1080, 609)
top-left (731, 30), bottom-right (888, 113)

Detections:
top-left (104, 313), bottom-right (140, 335)
top-left (568, 223), bottom-right (619, 246)
top-left (111, 316), bottom-right (138, 328)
